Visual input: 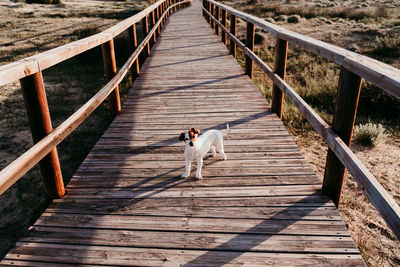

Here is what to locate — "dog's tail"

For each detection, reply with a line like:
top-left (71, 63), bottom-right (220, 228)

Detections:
top-left (222, 123), bottom-right (230, 136)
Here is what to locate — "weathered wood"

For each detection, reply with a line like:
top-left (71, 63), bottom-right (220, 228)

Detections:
top-left (19, 72), bottom-right (65, 199)
top-left (150, 10), bottom-right (156, 44)
top-left (322, 67), bottom-right (362, 207)
top-left (230, 14), bottom-right (237, 57)
top-left (101, 40), bottom-right (122, 116)
top-left (128, 24), bottom-right (140, 78)
top-left (221, 9), bottom-right (227, 44)
top-left (215, 6), bottom-right (220, 35)
top-left (271, 38), bottom-right (288, 119)
top-left (141, 16), bottom-right (150, 57)
top-left (245, 21), bottom-right (255, 79)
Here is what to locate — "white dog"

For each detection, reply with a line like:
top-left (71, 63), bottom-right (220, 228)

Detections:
top-left (178, 124), bottom-right (229, 179)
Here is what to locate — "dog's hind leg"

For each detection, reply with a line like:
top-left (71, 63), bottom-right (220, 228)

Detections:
top-left (216, 138), bottom-right (227, 160)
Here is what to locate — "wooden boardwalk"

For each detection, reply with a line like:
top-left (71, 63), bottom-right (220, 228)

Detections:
top-left (2, 3), bottom-right (364, 266)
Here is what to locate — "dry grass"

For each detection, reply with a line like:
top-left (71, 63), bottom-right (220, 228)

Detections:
top-left (0, 0), bottom-right (146, 259)
top-left (225, 0), bottom-right (400, 266)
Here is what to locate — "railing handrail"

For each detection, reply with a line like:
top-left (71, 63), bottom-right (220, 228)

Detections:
top-left (0, 0), bottom-right (191, 196)
top-left (0, 0), bottom-right (173, 86)
top-left (207, 0), bottom-right (400, 99)
top-left (202, 0), bottom-right (400, 241)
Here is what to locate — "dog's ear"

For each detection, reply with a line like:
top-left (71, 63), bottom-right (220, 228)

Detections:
top-left (178, 132), bottom-right (186, 141)
top-left (191, 128), bottom-right (200, 134)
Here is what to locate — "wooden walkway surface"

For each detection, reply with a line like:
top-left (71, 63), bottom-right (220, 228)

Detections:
top-left (2, 3), bottom-right (364, 266)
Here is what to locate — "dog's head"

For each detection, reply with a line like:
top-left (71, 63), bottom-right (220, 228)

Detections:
top-left (179, 128), bottom-right (200, 147)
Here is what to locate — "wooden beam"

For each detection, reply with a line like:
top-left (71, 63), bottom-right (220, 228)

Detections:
top-left (101, 40), bottom-right (122, 116)
top-left (20, 72), bottom-right (65, 199)
top-left (245, 22), bottom-right (255, 79)
top-left (128, 24), bottom-right (140, 79)
top-left (150, 10), bottom-right (156, 44)
top-left (215, 6), bottom-right (220, 35)
top-left (322, 67), bottom-right (362, 207)
top-left (221, 9), bottom-right (227, 45)
top-left (230, 14), bottom-right (237, 57)
top-left (142, 16), bottom-right (150, 57)
top-left (271, 38), bottom-right (288, 119)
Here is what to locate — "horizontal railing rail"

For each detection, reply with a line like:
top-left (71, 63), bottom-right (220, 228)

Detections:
top-left (0, 0), bottom-right (191, 197)
top-left (203, 0), bottom-right (400, 240)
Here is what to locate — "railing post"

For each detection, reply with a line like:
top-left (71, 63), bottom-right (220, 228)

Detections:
top-left (245, 22), bottom-right (255, 79)
top-left (142, 16), bottom-right (150, 57)
top-left (221, 9), bottom-right (227, 44)
top-left (101, 40), bottom-right (122, 117)
top-left (20, 72), bottom-right (65, 199)
top-left (128, 24), bottom-right (140, 79)
top-left (150, 10), bottom-right (156, 44)
top-left (230, 14), bottom-right (237, 57)
top-left (271, 38), bottom-right (288, 119)
top-left (207, 2), bottom-right (211, 24)
top-left (215, 6), bottom-right (220, 35)
top-left (211, 4), bottom-right (215, 29)
top-left (157, 6), bottom-right (161, 34)
top-left (322, 67), bottom-right (362, 207)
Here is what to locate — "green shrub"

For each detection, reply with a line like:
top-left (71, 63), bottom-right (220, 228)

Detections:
top-left (354, 123), bottom-right (385, 146)
top-left (26, 0), bottom-right (61, 4)
top-left (287, 15), bottom-right (301, 23)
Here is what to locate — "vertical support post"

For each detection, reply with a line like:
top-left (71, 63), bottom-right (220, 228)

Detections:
top-left (20, 72), bottom-right (65, 199)
top-left (230, 14), bottom-right (237, 57)
top-left (150, 10), bottom-right (156, 43)
top-left (245, 22), bottom-right (255, 79)
top-left (221, 9), bottom-right (227, 44)
top-left (101, 40), bottom-right (122, 116)
top-left (271, 38), bottom-right (288, 119)
top-left (207, 2), bottom-right (212, 24)
top-left (211, 4), bottom-right (215, 29)
top-left (322, 67), bottom-right (362, 207)
top-left (215, 6), bottom-right (220, 35)
top-left (202, 0), bottom-right (206, 17)
top-left (157, 6), bottom-right (161, 34)
top-left (128, 24), bottom-right (140, 79)
top-left (142, 16), bottom-right (150, 57)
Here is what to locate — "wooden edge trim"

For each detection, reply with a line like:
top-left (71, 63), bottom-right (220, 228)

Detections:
top-left (0, 0), bottom-right (191, 196)
top-left (205, 7), bottom-right (400, 240)
top-left (204, 0), bottom-right (400, 99)
top-left (0, 0), bottom-right (173, 86)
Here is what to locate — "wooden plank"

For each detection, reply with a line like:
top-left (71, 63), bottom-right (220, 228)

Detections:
top-left (4, 244), bottom-right (364, 266)
top-left (21, 227), bottom-right (358, 253)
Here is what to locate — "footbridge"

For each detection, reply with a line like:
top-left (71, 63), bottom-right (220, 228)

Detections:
top-left (1, 0), bottom-right (399, 265)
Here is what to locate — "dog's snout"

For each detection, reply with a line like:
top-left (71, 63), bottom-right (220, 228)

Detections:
top-left (189, 142), bottom-right (194, 146)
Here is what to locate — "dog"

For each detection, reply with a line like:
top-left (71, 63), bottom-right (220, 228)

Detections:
top-left (178, 124), bottom-right (229, 179)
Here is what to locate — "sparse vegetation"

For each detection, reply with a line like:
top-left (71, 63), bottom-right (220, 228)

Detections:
top-left (354, 122), bottom-right (386, 146)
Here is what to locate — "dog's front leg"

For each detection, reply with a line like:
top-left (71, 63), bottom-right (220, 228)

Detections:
top-left (195, 158), bottom-right (204, 179)
top-left (181, 160), bottom-right (191, 178)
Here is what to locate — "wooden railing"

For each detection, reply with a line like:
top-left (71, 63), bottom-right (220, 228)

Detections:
top-left (0, 0), bottom-right (191, 198)
top-left (202, 0), bottom-right (400, 240)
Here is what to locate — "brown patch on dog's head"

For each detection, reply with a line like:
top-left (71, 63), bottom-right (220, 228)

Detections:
top-left (191, 128), bottom-right (200, 134)
top-left (178, 132), bottom-right (186, 141)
